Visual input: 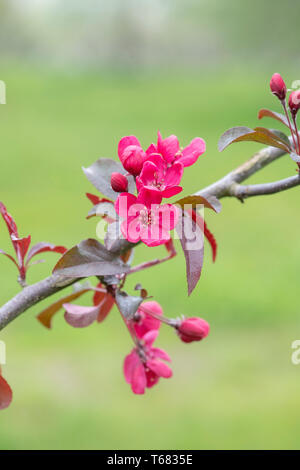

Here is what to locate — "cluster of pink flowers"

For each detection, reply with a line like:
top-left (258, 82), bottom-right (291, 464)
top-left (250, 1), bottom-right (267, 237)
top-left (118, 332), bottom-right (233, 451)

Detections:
top-left (38, 291), bottom-right (210, 396)
top-left (124, 301), bottom-right (210, 394)
top-left (113, 131), bottom-right (206, 246)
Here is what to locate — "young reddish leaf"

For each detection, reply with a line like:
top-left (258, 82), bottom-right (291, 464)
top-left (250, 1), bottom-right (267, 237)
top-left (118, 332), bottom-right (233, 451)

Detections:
top-left (204, 222), bottom-right (217, 262)
top-left (218, 126), bottom-right (291, 152)
top-left (0, 249), bottom-right (18, 268)
top-left (64, 303), bottom-right (100, 328)
top-left (12, 235), bottom-right (31, 261)
top-left (175, 210), bottom-right (204, 296)
top-left (254, 127), bottom-right (291, 151)
top-left (53, 238), bottom-right (130, 278)
top-left (83, 158), bottom-right (135, 201)
top-left (37, 288), bottom-right (91, 329)
top-left (258, 108), bottom-right (296, 132)
top-left (86, 193), bottom-right (112, 206)
top-left (187, 209), bottom-right (217, 262)
top-left (0, 202), bottom-right (18, 238)
top-left (164, 238), bottom-right (177, 257)
top-left (26, 242), bottom-right (67, 264)
top-left (0, 369), bottom-right (13, 410)
top-left (97, 293), bottom-right (115, 322)
top-left (175, 195), bottom-right (222, 213)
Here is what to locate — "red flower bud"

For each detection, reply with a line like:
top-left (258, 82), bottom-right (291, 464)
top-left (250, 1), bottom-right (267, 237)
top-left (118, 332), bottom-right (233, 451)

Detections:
top-left (288, 90), bottom-right (300, 117)
top-left (122, 146), bottom-right (146, 176)
top-left (270, 73), bottom-right (286, 101)
top-left (177, 317), bottom-right (210, 343)
top-left (111, 172), bottom-right (128, 193)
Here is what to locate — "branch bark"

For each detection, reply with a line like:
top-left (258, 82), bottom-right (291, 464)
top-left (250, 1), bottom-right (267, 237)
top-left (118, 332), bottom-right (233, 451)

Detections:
top-left (0, 142), bottom-right (299, 331)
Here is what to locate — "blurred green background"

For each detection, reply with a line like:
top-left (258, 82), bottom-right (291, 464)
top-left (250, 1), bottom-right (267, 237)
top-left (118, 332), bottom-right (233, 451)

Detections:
top-left (1, 0), bottom-right (300, 450)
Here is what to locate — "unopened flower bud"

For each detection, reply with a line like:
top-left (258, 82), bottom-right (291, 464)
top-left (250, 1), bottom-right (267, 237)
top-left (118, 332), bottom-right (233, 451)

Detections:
top-left (111, 172), bottom-right (128, 193)
top-left (289, 90), bottom-right (300, 117)
top-left (121, 145), bottom-right (146, 176)
top-left (176, 317), bottom-right (210, 343)
top-left (270, 73), bottom-right (287, 101)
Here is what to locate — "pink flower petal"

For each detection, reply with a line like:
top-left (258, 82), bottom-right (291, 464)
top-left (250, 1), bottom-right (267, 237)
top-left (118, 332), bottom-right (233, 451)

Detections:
top-left (151, 347), bottom-right (172, 362)
top-left (121, 217), bottom-right (142, 244)
top-left (147, 359), bottom-right (173, 378)
top-left (157, 131), bottom-right (180, 163)
top-left (164, 162), bottom-right (184, 186)
top-left (137, 188), bottom-right (162, 207)
top-left (145, 369), bottom-right (160, 388)
top-left (115, 193), bottom-right (137, 218)
top-left (118, 136), bottom-right (141, 159)
top-left (139, 161), bottom-right (158, 186)
top-left (161, 186), bottom-right (182, 198)
top-left (123, 351), bottom-right (140, 384)
top-left (134, 301), bottom-right (163, 338)
top-left (180, 137), bottom-right (206, 167)
top-left (157, 204), bottom-right (179, 231)
top-left (63, 303), bottom-right (100, 328)
top-left (145, 143), bottom-right (158, 156)
top-left (131, 363), bottom-right (147, 394)
top-left (143, 329), bottom-right (159, 347)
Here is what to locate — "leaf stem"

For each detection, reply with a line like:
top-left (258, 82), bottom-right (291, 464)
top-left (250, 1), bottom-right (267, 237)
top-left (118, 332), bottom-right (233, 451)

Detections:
top-left (282, 100), bottom-right (298, 153)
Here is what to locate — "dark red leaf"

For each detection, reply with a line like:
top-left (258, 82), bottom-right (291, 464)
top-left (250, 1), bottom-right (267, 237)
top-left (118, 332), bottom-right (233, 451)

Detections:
top-left (175, 195), bottom-right (222, 213)
top-left (115, 290), bottom-right (143, 320)
top-left (64, 303), bottom-right (100, 328)
top-left (258, 108), bottom-right (296, 132)
top-left (188, 210), bottom-right (217, 262)
top-left (97, 293), bottom-right (115, 322)
top-left (218, 126), bottom-right (291, 153)
top-left (37, 288), bottom-right (91, 329)
top-left (26, 242), bottom-right (67, 264)
top-left (176, 210), bottom-right (204, 296)
top-left (53, 238), bottom-right (130, 278)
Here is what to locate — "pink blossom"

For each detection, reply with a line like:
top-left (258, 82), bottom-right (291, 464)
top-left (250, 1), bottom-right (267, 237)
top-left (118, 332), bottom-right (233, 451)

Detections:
top-left (176, 317), bottom-right (210, 343)
top-left (123, 330), bottom-right (172, 395)
top-left (136, 154), bottom-right (183, 199)
top-left (133, 301), bottom-right (163, 338)
top-left (115, 191), bottom-right (179, 247)
top-left (146, 131), bottom-right (205, 168)
top-left (118, 136), bottom-right (147, 176)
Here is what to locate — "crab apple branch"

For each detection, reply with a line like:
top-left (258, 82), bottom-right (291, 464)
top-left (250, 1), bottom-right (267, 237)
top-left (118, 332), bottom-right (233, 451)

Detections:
top-left (0, 138), bottom-right (296, 332)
